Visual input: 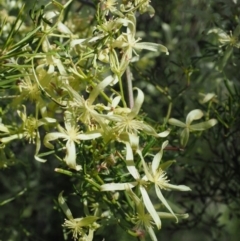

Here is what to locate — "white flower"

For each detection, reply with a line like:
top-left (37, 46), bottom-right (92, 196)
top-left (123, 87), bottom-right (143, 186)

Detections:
top-left (0, 105), bottom-right (56, 162)
top-left (127, 187), bottom-right (189, 241)
top-left (137, 141), bottom-right (191, 222)
top-left (63, 218), bottom-right (97, 241)
top-left (100, 88), bottom-right (169, 139)
top-left (58, 192), bottom-right (98, 241)
top-left (101, 141), bottom-right (162, 229)
top-left (100, 0), bottom-right (118, 15)
top-left (65, 75), bottom-right (114, 127)
top-left (44, 111), bottom-right (101, 170)
top-left (207, 27), bottom-right (240, 48)
top-left (112, 13), bottom-right (168, 61)
top-left (168, 109), bottom-right (217, 147)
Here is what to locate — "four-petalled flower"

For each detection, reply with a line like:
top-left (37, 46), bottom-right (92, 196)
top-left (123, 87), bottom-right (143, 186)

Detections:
top-left (44, 111), bottom-right (101, 170)
top-left (137, 141), bottom-right (191, 222)
top-left (168, 109), bottom-right (217, 147)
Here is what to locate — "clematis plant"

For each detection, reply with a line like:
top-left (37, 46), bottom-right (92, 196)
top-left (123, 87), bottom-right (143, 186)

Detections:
top-left (0, 0), bottom-right (221, 240)
top-left (168, 109), bottom-right (217, 147)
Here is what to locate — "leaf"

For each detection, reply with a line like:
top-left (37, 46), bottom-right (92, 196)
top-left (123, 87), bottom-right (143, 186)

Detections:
top-left (217, 46), bottom-right (233, 71)
top-left (58, 191), bottom-right (74, 220)
top-left (0, 188), bottom-right (27, 206)
top-left (160, 160), bottom-right (176, 171)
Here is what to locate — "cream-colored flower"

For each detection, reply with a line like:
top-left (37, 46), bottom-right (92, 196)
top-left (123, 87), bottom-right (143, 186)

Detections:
top-left (207, 27), bottom-right (240, 48)
top-left (65, 75), bottom-right (114, 127)
top-left (44, 111), bottom-right (101, 170)
top-left (100, 88), bottom-right (169, 139)
top-left (127, 187), bottom-right (189, 241)
top-left (63, 218), bottom-right (97, 241)
top-left (58, 192), bottom-right (98, 241)
top-left (112, 13), bottom-right (168, 61)
top-left (18, 75), bottom-right (41, 102)
top-left (101, 140), bottom-right (161, 229)
top-left (100, 0), bottom-right (118, 15)
top-left (168, 109), bottom-right (217, 147)
top-left (137, 141), bottom-right (191, 221)
top-left (0, 105), bottom-right (56, 162)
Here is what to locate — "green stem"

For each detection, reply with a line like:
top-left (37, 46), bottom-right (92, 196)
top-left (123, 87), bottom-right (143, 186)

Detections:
top-left (85, 176), bottom-right (102, 190)
top-left (142, 137), bottom-right (157, 157)
top-left (54, 168), bottom-right (73, 176)
top-left (163, 101), bottom-right (172, 127)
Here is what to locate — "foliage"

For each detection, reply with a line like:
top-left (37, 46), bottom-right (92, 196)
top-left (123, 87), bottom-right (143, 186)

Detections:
top-left (0, 1), bottom-right (239, 241)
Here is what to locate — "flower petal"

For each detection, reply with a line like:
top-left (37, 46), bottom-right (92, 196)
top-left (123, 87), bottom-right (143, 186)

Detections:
top-left (126, 160), bottom-right (140, 180)
top-left (128, 133), bottom-right (139, 151)
top-left (190, 119), bottom-right (217, 131)
top-left (128, 88), bottom-right (144, 119)
top-left (70, 39), bottom-right (86, 48)
top-left (200, 93), bottom-right (216, 104)
top-left (180, 128), bottom-right (189, 147)
top-left (163, 183), bottom-right (191, 191)
top-left (112, 95), bottom-right (122, 108)
top-left (152, 141), bottom-right (168, 174)
top-left (77, 131), bottom-right (102, 140)
top-left (34, 132), bottom-right (46, 163)
top-left (155, 185), bottom-right (177, 222)
top-left (101, 182), bottom-right (137, 191)
top-left (137, 150), bottom-right (153, 181)
top-left (0, 123), bottom-right (9, 133)
top-left (65, 84), bottom-right (85, 106)
top-left (141, 122), bottom-right (159, 136)
top-left (157, 130), bottom-right (170, 137)
top-left (140, 186), bottom-right (161, 229)
top-left (147, 226), bottom-right (158, 241)
top-left (57, 22), bottom-right (72, 34)
top-left (44, 132), bottom-right (68, 149)
top-left (134, 42), bottom-right (169, 55)
top-left (168, 118), bottom-right (186, 128)
top-left (76, 216), bottom-right (99, 226)
top-left (1, 134), bottom-right (24, 143)
top-left (100, 114), bottom-right (123, 122)
top-left (186, 109), bottom-right (203, 125)
top-left (125, 141), bottom-right (133, 161)
top-left (38, 117), bottom-right (56, 127)
top-left (89, 75), bottom-right (114, 104)
top-left (65, 140), bottom-right (78, 170)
